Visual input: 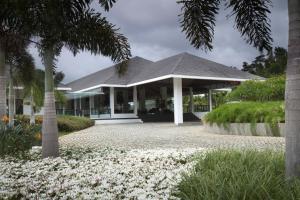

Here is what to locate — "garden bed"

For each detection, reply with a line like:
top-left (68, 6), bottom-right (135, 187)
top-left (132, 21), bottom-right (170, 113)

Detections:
top-left (204, 122), bottom-right (285, 137)
top-left (204, 101), bottom-right (285, 137)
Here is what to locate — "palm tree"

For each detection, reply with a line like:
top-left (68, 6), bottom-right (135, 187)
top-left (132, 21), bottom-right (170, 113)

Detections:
top-left (6, 49), bottom-right (35, 126)
top-left (0, 1), bottom-right (34, 118)
top-left (178, 0), bottom-right (299, 178)
top-left (30, 0), bottom-right (131, 158)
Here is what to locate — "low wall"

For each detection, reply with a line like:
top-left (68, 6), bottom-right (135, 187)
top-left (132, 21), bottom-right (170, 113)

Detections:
top-left (204, 122), bottom-right (285, 137)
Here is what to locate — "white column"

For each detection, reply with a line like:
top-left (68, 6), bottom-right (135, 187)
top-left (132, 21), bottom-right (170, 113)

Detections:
top-left (133, 86), bottom-right (138, 115)
top-left (208, 89), bottom-right (213, 112)
top-left (110, 87), bottom-right (115, 118)
top-left (173, 78), bottom-right (183, 125)
top-left (189, 87), bottom-right (194, 113)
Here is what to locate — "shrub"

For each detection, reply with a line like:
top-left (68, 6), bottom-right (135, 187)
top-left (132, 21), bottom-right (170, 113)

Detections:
top-left (227, 75), bottom-right (285, 102)
top-left (204, 101), bottom-right (284, 125)
top-left (0, 122), bottom-right (41, 157)
top-left (16, 115), bottom-right (95, 133)
top-left (57, 115), bottom-right (95, 132)
top-left (174, 150), bottom-right (300, 200)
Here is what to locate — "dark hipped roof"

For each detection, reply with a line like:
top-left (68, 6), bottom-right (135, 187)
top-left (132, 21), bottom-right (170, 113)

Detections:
top-left (66, 56), bottom-right (153, 91)
top-left (66, 52), bottom-right (262, 92)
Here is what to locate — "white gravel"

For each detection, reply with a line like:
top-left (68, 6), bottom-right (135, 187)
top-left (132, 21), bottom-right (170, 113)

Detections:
top-left (0, 147), bottom-right (202, 200)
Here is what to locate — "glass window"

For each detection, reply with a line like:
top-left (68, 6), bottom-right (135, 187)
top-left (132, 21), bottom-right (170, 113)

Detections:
top-left (114, 88), bottom-right (134, 113)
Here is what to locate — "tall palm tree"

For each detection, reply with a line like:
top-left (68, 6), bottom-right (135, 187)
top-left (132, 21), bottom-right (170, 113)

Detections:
top-left (178, 0), bottom-right (299, 178)
top-left (30, 0), bottom-right (131, 158)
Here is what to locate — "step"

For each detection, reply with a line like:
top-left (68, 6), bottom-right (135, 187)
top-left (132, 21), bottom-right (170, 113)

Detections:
top-left (95, 118), bottom-right (143, 125)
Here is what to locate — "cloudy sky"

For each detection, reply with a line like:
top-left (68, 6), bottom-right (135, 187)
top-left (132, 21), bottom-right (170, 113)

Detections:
top-left (29, 0), bottom-right (288, 83)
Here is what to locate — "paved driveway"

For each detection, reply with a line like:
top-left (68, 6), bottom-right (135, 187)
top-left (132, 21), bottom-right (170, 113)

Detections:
top-left (60, 123), bottom-right (284, 150)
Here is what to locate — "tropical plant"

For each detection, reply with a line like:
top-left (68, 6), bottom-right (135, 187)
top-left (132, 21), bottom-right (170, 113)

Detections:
top-left (28, 0), bottom-right (130, 158)
top-left (174, 150), bottom-right (300, 200)
top-left (0, 122), bottom-right (41, 157)
top-left (0, 1), bottom-right (34, 118)
top-left (6, 49), bottom-right (35, 126)
top-left (178, 0), bottom-right (300, 178)
top-left (227, 76), bottom-right (285, 102)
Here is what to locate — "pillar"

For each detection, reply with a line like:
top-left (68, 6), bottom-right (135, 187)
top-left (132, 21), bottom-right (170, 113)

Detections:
top-left (208, 89), bottom-right (213, 112)
top-left (133, 86), bottom-right (138, 115)
top-left (189, 87), bottom-right (194, 113)
top-left (173, 78), bottom-right (183, 125)
top-left (74, 97), bottom-right (77, 116)
top-left (110, 87), bottom-right (115, 118)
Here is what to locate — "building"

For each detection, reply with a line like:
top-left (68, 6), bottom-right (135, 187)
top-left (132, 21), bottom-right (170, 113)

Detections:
top-left (60, 52), bottom-right (261, 125)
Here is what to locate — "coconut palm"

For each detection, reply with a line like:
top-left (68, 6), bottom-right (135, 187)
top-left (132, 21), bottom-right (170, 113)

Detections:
top-left (178, 0), bottom-right (299, 178)
top-left (29, 0), bottom-right (130, 157)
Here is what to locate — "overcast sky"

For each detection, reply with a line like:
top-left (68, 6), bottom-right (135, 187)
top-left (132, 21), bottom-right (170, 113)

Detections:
top-left (29, 0), bottom-right (288, 83)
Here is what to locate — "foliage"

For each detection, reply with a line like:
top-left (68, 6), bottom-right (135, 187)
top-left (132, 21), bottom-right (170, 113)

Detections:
top-left (242, 47), bottom-right (287, 77)
top-left (204, 101), bottom-right (284, 125)
top-left (227, 76), bottom-right (285, 102)
top-left (178, 0), bottom-right (272, 51)
top-left (16, 115), bottom-right (94, 133)
top-left (174, 150), bottom-right (300, 200)
top-left (56, 115), bottom-right (95, 133)
top-left (0, 122), bottom-right (41, 157)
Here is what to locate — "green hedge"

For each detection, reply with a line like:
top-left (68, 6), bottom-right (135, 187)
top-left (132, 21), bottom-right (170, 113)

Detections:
top-left (227, 76), bottom-right (285, 102)
top-left (16, 115), bottom-right (95, 133)
top-left (174, 150), bottom-right (300, 200)
top-left (204, 101), bottom-right (285, 125)
top-left (56, 115), bottom-right (95, 132)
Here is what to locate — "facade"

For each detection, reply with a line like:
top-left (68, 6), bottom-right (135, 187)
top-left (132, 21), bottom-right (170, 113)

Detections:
top-left (60, 52), bottom-right (262, 125)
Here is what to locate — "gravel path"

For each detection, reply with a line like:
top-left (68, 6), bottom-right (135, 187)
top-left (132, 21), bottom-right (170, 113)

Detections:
top-left (60, 123), bottom-right (285, 150)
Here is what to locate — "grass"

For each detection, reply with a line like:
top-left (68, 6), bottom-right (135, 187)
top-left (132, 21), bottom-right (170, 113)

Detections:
top-left (204, 101), bottom-right (285, 125)
top-left (174, 150), bottom-right (300, 200)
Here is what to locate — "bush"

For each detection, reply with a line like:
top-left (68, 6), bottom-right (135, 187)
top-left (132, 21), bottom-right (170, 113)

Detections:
top-left (56, 115), bottom-right (95, 132)
top-left (0, 122), bottom-right (41, 157)
top-left (16, 115), bottom-right (95, 133)
top-left (227, 76), bottom-right (285, 102)
top-left (174, 150), bottom-right (300, 200)
top-left (204, 101), bottom-right (284, 125)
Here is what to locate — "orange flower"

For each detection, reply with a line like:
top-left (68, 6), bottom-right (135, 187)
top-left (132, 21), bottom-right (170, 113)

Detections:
top-left (1, 115), bottom-right (9, 124)
top-left (36, 117), bottom-right (43, 124)
top-left (35, 132), bottom-right (42, 141)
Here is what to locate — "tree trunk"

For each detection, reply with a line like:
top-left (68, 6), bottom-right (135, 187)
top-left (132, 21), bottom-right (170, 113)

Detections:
top-left (30, 88), bottom-right (35, 125)
top-left (42, 47), bottom-right (59, 158)
top-left (285, 0), bottom-right (300, 178)
top-left (0, 46), bottom-right (6, 118)
top-left (8, 66), bottom-right (14, 126)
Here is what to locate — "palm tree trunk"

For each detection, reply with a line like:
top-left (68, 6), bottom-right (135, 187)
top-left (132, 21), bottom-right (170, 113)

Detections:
top-left (0, 46), bottom-right (6, 118)
top-left (285, 0), bottom-right (300, 178)
top-left (42, 47), bottom-right (59, 158)
top-left (8, 66), bottom-right (14, 126)
top-left (30, 88), bottom-right (35, 125)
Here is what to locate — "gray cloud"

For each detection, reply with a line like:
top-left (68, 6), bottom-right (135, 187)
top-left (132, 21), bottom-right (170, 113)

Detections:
top-left (30, 0), bottom-right (288, 83)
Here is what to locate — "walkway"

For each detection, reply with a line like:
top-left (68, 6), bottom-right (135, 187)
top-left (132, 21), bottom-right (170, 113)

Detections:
top-left (60, 123), bottom-right (285, 150)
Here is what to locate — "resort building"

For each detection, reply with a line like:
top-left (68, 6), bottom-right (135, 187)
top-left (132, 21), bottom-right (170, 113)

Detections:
top-left (59, 52), bottom-right (261, 125)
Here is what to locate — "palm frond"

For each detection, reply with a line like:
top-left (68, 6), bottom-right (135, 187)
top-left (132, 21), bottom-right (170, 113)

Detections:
top-left (178, 0), bottom-right (220, 51)
top-left (99, 0), bottom-right (116, 11)
top-left (65, 9), bottom-right (131, 62)
top-left (226, 0), bottom-right (273, 52)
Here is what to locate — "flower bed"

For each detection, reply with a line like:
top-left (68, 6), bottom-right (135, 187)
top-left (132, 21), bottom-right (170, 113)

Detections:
top-left (0, 147), bottom-right (200, 199)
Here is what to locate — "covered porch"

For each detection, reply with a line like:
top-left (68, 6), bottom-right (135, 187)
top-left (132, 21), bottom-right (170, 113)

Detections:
top-left (61, 77), bottom-right (238, 125)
